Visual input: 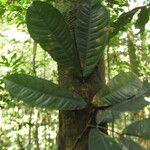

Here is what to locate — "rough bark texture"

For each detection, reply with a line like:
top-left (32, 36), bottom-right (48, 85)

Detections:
top-left (58, 1), bottom-right (106, 149)
top-left (58, 60), bottom-right (105, 150)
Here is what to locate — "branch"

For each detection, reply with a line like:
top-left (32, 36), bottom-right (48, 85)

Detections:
top-left (92, 105), bottom-right (111, 110)
top-left (88, 124), bottom-right (122, 136)
top-left (72, 109), bottom-right (94, 150)
top-left (72, 125), bottom-right (89, 150)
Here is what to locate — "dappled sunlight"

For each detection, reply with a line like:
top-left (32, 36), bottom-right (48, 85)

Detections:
top-left (0, 0), bottom-right (150, 149)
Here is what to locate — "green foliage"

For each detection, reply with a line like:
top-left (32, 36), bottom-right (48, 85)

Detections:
top-left (94, 72), bottom-right (150, 149)
top-left (4, 73), bottom-right (86, 110)
top-left (26, 1), bottom-right (82, 75)
top-left (0, 22), bottom-right (59, 149)
top-left (123, 119), bottom-right (150, 139)
top-left (112, 7), bottom-right (139, 32)
top-left (111, 4), bottom-right (150, 38)
top-left (26, 0), bottom-right (110, 77)
top-left (1, 0), bottom-right (30, 25)
top-left (0, 1), bottom-right (5, 17)
top-left (0, 54), bottom-right (24, 73)
top-left (120, 137), bottom-right (146, 150)
top-left (109, 96), bottom-right (149, 112)
top-left (135, 7), bottom-right (149, 32)
top-left (89, 128), bottom-right (122, 150)
top-left (96, 72), bottom-right (150, 124)
top-left (100, 72), bottom-right (142, 104)
top-left (2, 0), bottom-right (150, 149)
top-left (99, 72), bottom-right (149, 112)
top-left (143, 82), bottom-right (150, 97)
top-left (75, 0), bottom-right (109, 76)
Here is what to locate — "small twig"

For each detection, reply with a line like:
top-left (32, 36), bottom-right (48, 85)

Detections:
top-left (88, 124), bottom-right (122, 136)
top-left (72, 104), bottom-right (112, 150)
top-left (72, 109), bottom-right (93, 150)
top-left (92, 105), bottom-right (111, 110)
top-left (72, 125), bottom-right (89, 150)
top-left (90, 124), bottom-right (141, 137)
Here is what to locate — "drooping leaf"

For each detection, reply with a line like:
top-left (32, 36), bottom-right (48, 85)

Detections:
top-left (123, 119), bottom-right (150, 139)
top-left (96, 109), bottom-right (120, 124)
top-left (100, 72), bottom-right (142, 105)
top-left (75, 0), bottom-right (110, 76)
top-left (96, 97), bottom-right (150, 124)
top-left (95, 72), bottom-right (150, 117)
top-left (110, 5), bottom-right (149, 38)
top-left (135, 7), bottom-right (149, 32)
top-left (89, 128), bottom-right (121, 150)
top-left (120, 137), bottom-right (146, 150)
top-left (110, 96), bottom-right (150, 112)
top-left (109, 81), bottom-right (150, 112)
top-left (4, 74), bottom-right (86, 110)
top-left (26, 1), bottom-right (82, 75)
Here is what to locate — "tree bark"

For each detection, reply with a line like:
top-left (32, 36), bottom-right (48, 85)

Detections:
top-left (127, 31), bottom-right (139, 76)
top-left (58, 61), bottom-right (105, 150)
top-left (57, 1), bottom-right (106, 150)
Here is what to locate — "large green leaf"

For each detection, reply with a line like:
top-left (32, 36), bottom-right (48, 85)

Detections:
top-left (110, 4), bottom-right (149, 38)
top-left (135, 7), bottom-right (149, 32)
top-left (120, 137), bottom-right (146, 150)
top-left (89, 128), bottom-right (121, 150)
top-left (109, 81), bottom-right (150, 112)
top-left (100, 72), bottom-right (142, 105)
top-left (26, 1), bottom-right (82, 75)
top-left (4, 74), bottom-right (86, 110)
top-left (75, 0), bottom-right (109, 76)
top-left (123, 119), bottom-right (150, 139)
top-left (96, 96), bottom-right (149, 124)
top-left (96, 73), bottom-right (150, 124)
top-left (110, 96), bottom-right (149, 112)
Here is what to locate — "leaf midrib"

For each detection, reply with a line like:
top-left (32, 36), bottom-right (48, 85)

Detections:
top-left (110, 89), bottom-right (149, 111)
top-left (102, 79), bottom-right (142, 104)
top-left (83, 1), bottom-right (93, 68)
top-left (33, 3), bottom-right (73, 59)
top-left (5, 78), bottom-right (83, 104)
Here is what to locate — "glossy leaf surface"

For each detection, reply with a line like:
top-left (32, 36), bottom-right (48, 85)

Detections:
top-left (4, 74), bottom-right (86, 110)
top-left (120, 137), bottom-right (146, 150)
top-left (100, 72), bottom-right (142, 104)
top-left (135, 7), bottom-right (149, 32)
top-left (123, 119), bottom-right (150, 139)
top-left (110, 96), bottom-right (149, 112)
top-left (89, 128), bottom-right (121, 150)
top-left (26, 1), bottom-right (81, 75)
top-left (75, 0), bottom-right (109, 76)
top-left (111, 5), bottom-right (149, 38)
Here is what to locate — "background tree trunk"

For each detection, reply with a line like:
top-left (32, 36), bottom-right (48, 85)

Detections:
top-left (127, 31), bottom-right (139, 76)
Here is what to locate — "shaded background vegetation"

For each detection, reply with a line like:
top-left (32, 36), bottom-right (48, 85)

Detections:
top-left (0, 0), bottom-right (150, 149)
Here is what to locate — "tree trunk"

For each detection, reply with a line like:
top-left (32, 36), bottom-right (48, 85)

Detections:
top-left (57, 1), bottom-right (106, 150)
top-left (58, 61), bottom-right (105, 150)
top-left (127, 31), bottom-right (139, 76)
top-left (58, 62), bottom-right (105, 150)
